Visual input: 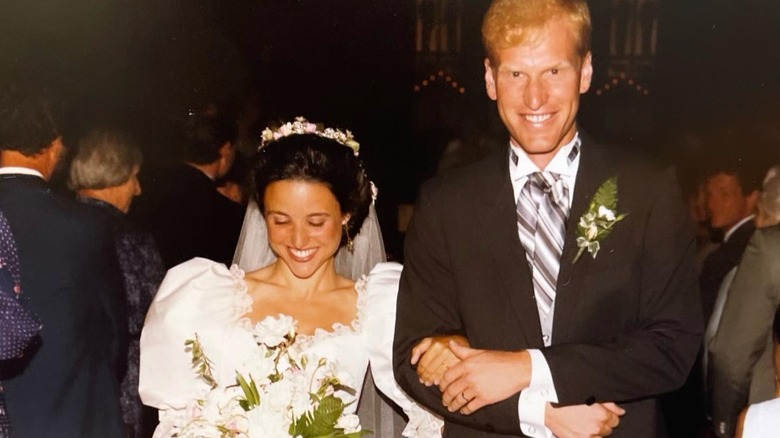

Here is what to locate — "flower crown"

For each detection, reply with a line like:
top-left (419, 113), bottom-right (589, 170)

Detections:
top-left (259, 116), bottom-right (360, 156)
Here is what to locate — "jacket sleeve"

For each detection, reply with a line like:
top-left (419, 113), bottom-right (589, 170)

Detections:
top-left (90, 218), bottom-right (129, 382)
top-left (393, 184), bottom-right (525, 435)
top-left (708, 229), bottom-right (780, 437)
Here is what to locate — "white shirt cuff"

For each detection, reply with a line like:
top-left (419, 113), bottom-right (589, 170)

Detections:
top-left (518, 349), bottom-right (558, 438)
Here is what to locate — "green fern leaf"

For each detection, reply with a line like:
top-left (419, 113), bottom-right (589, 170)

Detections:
top-left (590, 177), bottom-right (619, 210)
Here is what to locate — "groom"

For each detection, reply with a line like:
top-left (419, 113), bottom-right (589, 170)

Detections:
top-left (393, 0), bottom-right (702, 437)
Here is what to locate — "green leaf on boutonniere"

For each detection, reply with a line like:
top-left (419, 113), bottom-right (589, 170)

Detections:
top-left (573, 176), bottom-right (628, 263)
top-left (589, 176), bottom-right (619, 211)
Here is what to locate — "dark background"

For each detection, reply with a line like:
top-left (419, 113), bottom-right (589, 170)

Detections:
top-left (2, 0), bottom-right (779, 257)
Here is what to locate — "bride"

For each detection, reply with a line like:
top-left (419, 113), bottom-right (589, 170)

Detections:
top-left (138, 118), bottom-right (441, 437)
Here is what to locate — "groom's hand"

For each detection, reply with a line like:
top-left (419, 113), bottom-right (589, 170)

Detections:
top-left (545, 401), bottom-right (625, 437)
top-left (439, 341), bottom-right (531, 414)
top-left (411, 335), bottom-right (470, 386)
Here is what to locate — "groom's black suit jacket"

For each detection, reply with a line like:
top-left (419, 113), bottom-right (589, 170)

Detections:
top-left (394, 137), bottom-right (703, 437)
top-left (0, 174), bottom-right (126, 437)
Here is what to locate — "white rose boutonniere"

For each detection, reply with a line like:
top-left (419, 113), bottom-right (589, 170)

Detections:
top-left (573, 176), bottom-right (627, 263)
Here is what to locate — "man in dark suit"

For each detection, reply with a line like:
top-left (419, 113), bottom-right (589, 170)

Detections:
top-left (700, 165), bottom-right (762, 323)
top-left (131, 110), bottom-right (244, 269)
top-left (393, 1), bottom-right (702, 437)
top-left (663, 162), bottom-right (762, 438)
top-left (0, 83), bottom-right (126, 436)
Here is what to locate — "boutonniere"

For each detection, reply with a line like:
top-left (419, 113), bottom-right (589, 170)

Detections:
top-left (573, 176), bottom-right (627, 263)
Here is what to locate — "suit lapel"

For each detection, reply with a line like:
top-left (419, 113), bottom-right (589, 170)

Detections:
top-left (476, 150), bottom-right (543, 348)
top-left (553, 137), bottom-right (613, 342)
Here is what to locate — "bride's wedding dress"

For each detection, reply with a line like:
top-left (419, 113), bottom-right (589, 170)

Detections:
top-left (139, 258), bottom-right (441, 437)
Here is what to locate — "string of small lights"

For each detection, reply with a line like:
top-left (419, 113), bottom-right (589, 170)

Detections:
top-left (594, 75), bottom-right (650, 97)
top-left (413, 71), bottom-right (649, 97)
top-left (413, 70), bottom-right (466, 94)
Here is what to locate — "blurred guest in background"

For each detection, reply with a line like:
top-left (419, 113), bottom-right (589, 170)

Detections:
top-left (68, 130), bottom-right (166, 437)
top-left (0, 82), bottom-right (126, 437)
top-left (0, 209), bottom-right (40, 438)
top-left (216, 151), bottom-right (250, 206)
top-left (687, 179), bottom-right (719, 273)
top-left (708, 165), bottom-right (780, 437)
top-left (700, 160), bottom-right (764, 324)
top-left (666, 158), bottom-right (764, 437)
top-left (130, 109), bottom-right (244, 268)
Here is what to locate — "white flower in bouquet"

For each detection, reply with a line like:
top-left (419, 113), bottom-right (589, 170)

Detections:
top-left (253, 314), bottom-right (296, 348)
top-left (237, 345), bottom-right (276, 387)
top-left (200, 386), bottom-right (243, 423)
top-left (246, 406), bottom-right (292, 438)
top-left (177, 420), bottom-right (223, 438)
top-left (312, 359), bottom-right (357, 405)
top-left (176, 313), bottom-right (369, 438)
top-left (264, 368), bottom-right (309, 415)
top-left (335, 414), bottom-right (362, 435)
top-left (176, 386), bottom-right (246, 437)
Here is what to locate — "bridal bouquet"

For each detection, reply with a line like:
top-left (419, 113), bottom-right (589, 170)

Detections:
top-left (171, 314), bottom-right (367, 438)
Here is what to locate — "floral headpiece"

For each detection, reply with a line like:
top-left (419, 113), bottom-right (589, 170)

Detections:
top-left (259, 116), bottom-right (360, 156)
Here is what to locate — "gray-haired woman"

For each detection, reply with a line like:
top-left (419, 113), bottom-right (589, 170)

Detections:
top-left (68, 130), bottom-right (165, 438)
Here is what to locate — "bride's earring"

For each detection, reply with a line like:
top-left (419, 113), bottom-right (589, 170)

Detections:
top-left (343, 221), bottom-right (354, 253)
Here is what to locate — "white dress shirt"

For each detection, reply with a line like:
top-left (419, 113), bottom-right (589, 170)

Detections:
top-left (509, 134), bottom-right (582, 438)
top-left (0, 167), bottom-right (44, 178)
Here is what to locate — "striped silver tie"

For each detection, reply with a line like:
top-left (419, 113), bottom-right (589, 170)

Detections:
top-left (517, 172), bottom-right (569, 318)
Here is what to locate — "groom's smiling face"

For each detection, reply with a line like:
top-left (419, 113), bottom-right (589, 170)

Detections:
top-left (484, 15), bottom-right (592, 169)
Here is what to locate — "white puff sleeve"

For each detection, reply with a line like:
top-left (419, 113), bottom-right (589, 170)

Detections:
top-left (139, 258), bottom-right (253, 412)
top-left (364, 262), bottom-right (443, 438)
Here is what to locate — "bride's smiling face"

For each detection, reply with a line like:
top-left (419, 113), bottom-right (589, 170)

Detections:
top-left (264, 179), bottom-right (348, 279)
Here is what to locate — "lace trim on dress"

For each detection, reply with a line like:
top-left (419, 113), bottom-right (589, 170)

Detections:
top-left (230, 266), bottom-right (368, 342)
top-left (295, 275), bottom-right (368, 348)
top-left (227, 264), bottom-right (253, 328)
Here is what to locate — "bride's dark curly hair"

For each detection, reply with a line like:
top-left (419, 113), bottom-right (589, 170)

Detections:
top-left (252, 134), bottom-right (372, 246)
